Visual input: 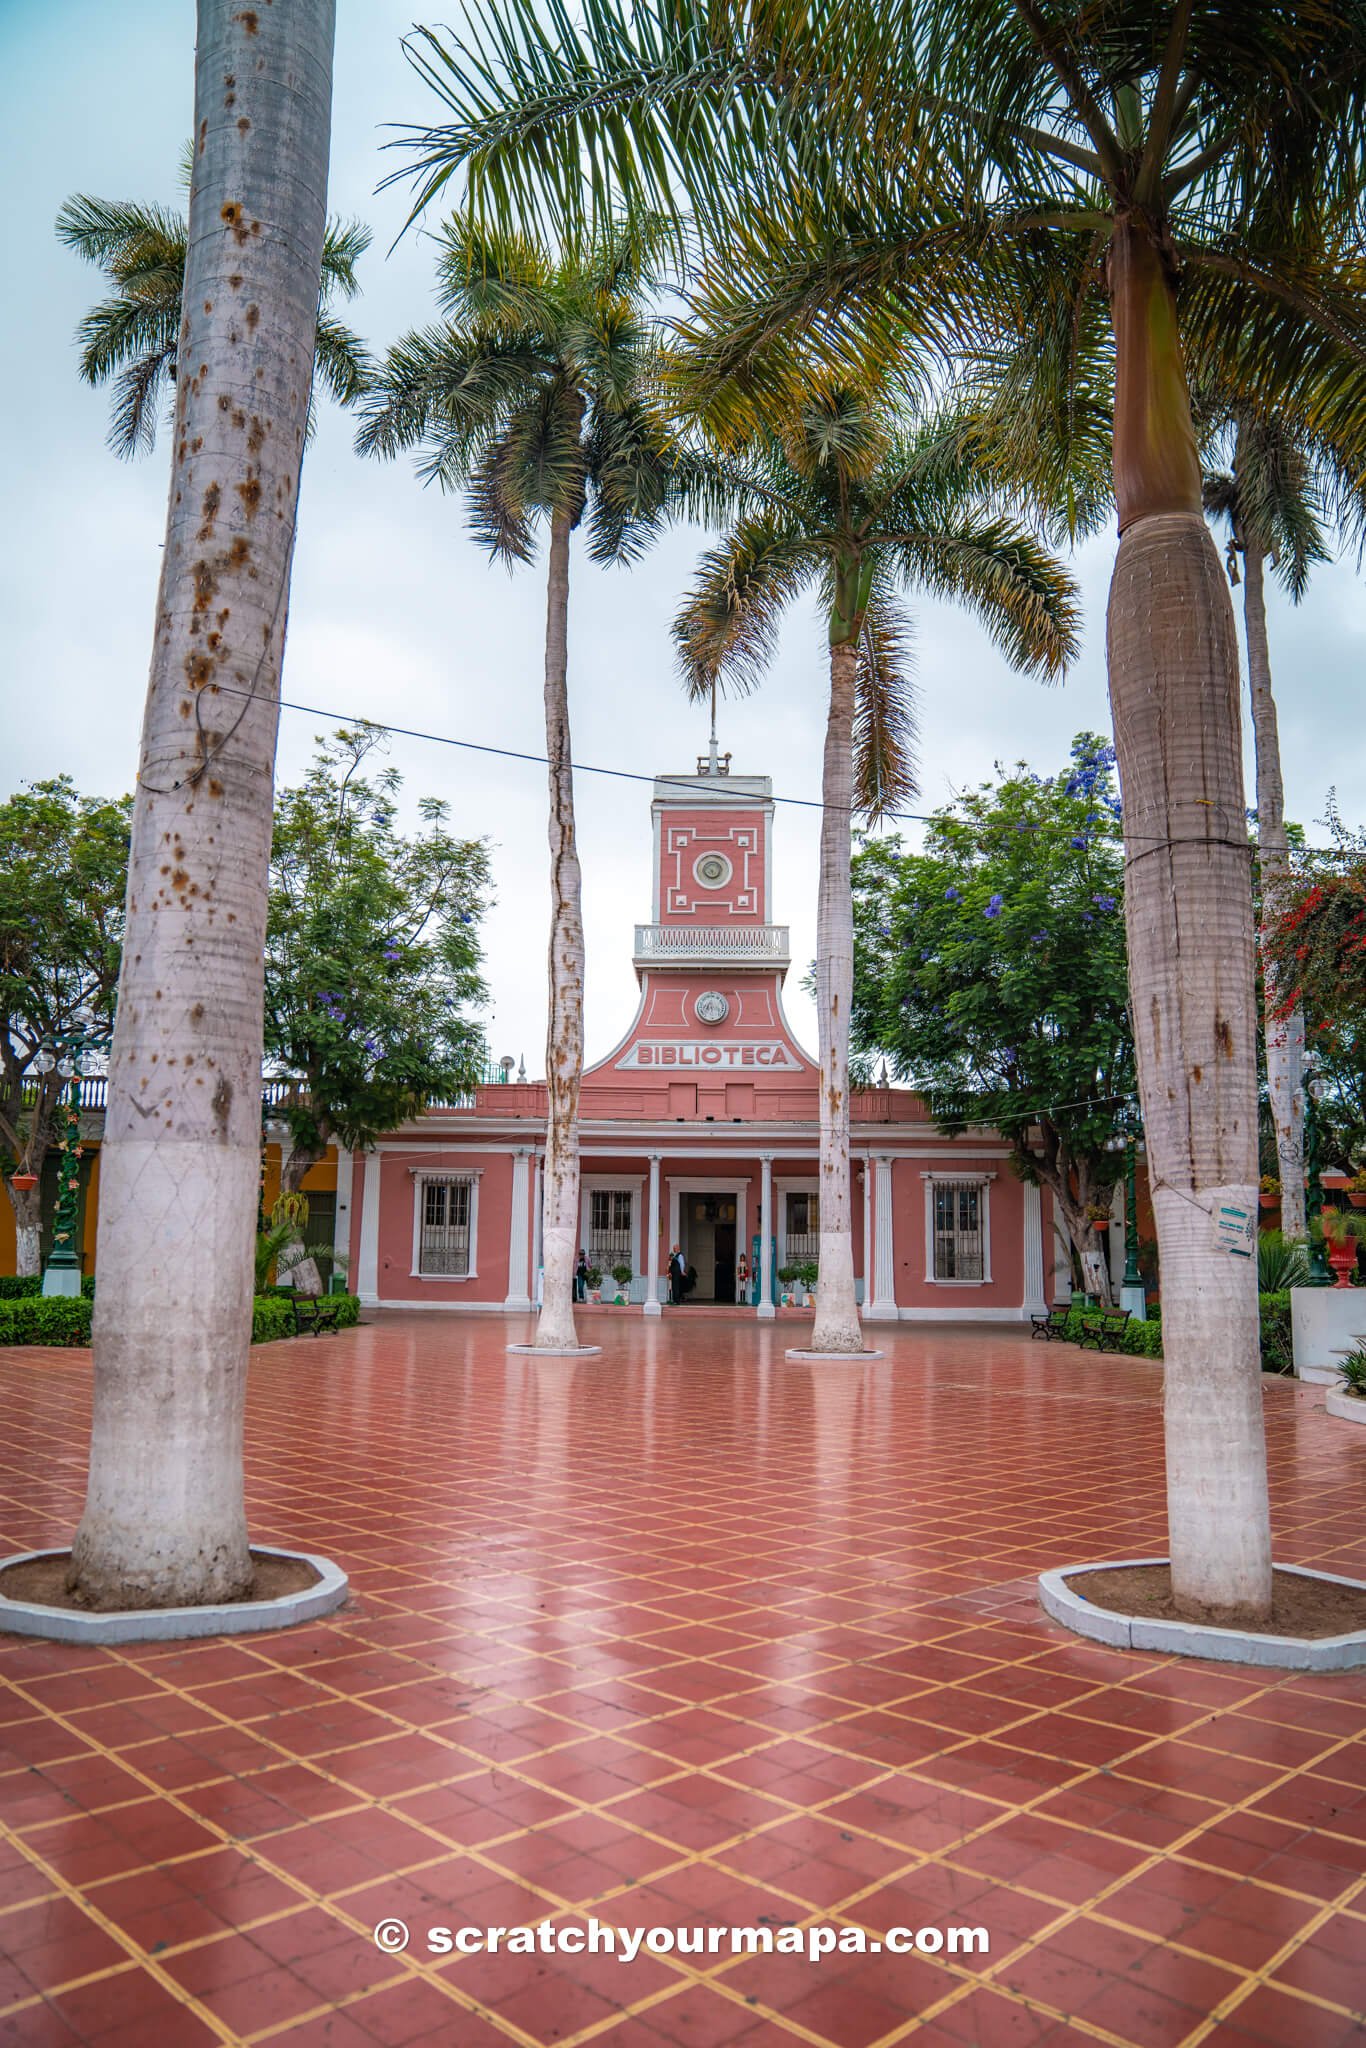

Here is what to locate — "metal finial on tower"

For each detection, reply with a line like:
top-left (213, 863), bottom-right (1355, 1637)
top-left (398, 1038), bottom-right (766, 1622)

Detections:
top-left (697, 680), bottom-right (731, 776)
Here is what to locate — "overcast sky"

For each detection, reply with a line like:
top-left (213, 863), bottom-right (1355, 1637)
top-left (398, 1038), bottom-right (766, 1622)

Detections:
top-left (6, 1), bottom-right (1365, 1074)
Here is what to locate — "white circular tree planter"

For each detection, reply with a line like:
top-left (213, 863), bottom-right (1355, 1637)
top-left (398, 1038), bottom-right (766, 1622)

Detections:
top-left (1326, 1388), bottom-right (1366, 1426)
top-left (785, 1348), bottom-right (884, 1362)
top-left (506, 1344), bottom-right (602, 1357)
top-left (1038, 1557), bottom-right (1366, 1671)
top-left (0, 1545), bottom-right (349, 1646)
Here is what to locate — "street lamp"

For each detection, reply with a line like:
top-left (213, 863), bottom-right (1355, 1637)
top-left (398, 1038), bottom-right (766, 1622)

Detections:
top-left (38, 1024), bottom-right (110, 1298)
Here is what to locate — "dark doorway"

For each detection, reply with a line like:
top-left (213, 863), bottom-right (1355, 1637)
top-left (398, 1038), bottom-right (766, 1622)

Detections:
top-left (713, 1222), bottom-right (736, 1304)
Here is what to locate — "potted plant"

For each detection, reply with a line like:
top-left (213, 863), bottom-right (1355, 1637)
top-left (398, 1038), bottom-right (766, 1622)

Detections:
top-left (1312, 1209), bottom-right (1366, 1289)
top-left (797, 1259), bottom-right (819, 1307)
top-left (585, 1265), bottom-right (603, 1304)
top-left (1337, 1345), bottom-right (1366, 1400)
top-left (1259, 1174), bottom-right (1281, 1210)
top-left (610, 1261), bottom-right (633, 1305)
top-left (777, 1263), bottom-right (797, 1307)
top-left (9, 1172), bottom-right (37, 1193)
top-left (1085, 1204), bottom-right (1111, 1232)
top-left (1346, 1170), bottom-right (1366, 1210)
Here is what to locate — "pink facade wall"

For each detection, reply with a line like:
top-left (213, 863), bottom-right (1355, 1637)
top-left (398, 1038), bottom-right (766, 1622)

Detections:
top-left (658, 809), bottom-right (768, 925)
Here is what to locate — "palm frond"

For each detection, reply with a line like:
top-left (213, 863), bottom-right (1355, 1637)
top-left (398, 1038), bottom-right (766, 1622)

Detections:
top-left (106, 345), bottom-right (177, 459)
top-left (879, 513), bottom-right (1081, 683)
top-left (354, 324), bottom-right (549, 462)
top-left (312, 312), bottom-right (375, 408)
top-left (320, 217), bottom-right (371, 302)
top-left (673, 513), bottom-right (818, 699)
top-left (852, 588), bottom-right (918, 821)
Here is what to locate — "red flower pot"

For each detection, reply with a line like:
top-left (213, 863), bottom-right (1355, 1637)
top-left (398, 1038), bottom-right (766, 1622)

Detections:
top-left (1348, 1192), bottom-right (1366, 1209)
top-left (1259, 1193), bottom-right (1278, 1210)
top-left (9, 1174), bottom-right (37, 1192)
top-left (1328, 1242), bottom-right (1359, 1289)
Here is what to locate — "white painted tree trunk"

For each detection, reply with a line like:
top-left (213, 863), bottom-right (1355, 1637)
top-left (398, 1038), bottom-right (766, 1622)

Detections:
top-left (1243, 537), bottom-right (1306, 1239)
top-left (69, 0), bottom-right (335, 1609)
top-left (536, 507), bottom-right (584, 1351)
top-left (1107, 512), bottom-right (1272, 1624)
top-left (279, 1137), bottom-right (325, 1295)
top-left (811, 640), bottom-right (864, 1354)
top-left (8, 1187), bottom-right (41, 1279)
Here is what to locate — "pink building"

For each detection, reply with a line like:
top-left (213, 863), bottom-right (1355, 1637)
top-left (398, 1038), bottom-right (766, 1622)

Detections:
top-left (345, 760), bottom-right (1057, 1321)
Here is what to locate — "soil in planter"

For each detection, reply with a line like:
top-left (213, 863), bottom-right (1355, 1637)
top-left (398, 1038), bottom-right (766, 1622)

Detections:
top-left (0, 1549), bottom-right (319, 1612)
top-left (1070, 1564), bottom-right (1366, 1639)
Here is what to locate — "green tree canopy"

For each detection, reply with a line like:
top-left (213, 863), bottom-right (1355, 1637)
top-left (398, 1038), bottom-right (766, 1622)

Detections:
top-left (850, 734), bottom-right (1132, 1297)
top-left (0, 777), bottom-right (131, 1180)
top-left (264, 728), bottom-right (492, 1184)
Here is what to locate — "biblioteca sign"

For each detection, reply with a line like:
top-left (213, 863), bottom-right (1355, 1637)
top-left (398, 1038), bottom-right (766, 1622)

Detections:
top-left (616, 1041), bottom-right (804, 1071)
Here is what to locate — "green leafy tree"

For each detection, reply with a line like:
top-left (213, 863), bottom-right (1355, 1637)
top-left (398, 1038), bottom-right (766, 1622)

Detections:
top-left (390, 0), bottom-right (1366, 1630)
top-left (675, 385), bottom-right (1078, 1349)
top-left (265, 726), bottom-right (492, 1208)
top-left (57, 158), bottom-right (371, 457)
top-left (0, 779), bottom-right (131, 1276)
top-left (356, 215), bottom-right (673, 1350)
top-left (851, 736), bottom-right (1132, 1303)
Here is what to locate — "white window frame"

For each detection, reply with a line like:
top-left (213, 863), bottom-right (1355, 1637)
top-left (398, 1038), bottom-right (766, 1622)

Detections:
top-left (775, 1175), bottom-right (820, 1269)
top-left (410, 1167), bottom-right (482, 1281)
top-left (580, 1175), bottom-right (643, 1279)
top-left (921, 1172), bottom-right (995, 1285)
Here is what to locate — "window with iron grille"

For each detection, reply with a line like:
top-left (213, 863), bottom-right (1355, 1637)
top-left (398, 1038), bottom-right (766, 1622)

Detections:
top-left (932, 1181), bottom-right (985, 1280)
top-left (588, 1188), bottom-right (633, 1270)
top-left (418, 1176), bottom-right (473, 1276)
top-left (785, 1191), bottom-right (819, 1263)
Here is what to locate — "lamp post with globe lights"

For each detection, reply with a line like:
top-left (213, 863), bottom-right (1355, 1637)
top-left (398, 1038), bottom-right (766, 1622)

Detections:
top-left (35, 1025), bottom-right (110, 1297)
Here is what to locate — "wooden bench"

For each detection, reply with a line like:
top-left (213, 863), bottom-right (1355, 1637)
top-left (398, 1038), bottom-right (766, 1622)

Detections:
top-left (1076, 1307), bottom-right (1131, 1352)
top-left (291, 1294), bottom-right (343, 1337)
top-left (1030, 1306), bottom-right (1072, 1340)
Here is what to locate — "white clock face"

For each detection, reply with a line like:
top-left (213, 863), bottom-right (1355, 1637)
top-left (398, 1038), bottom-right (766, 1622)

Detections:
top-left (695, 991), bottom-right (730, 1026)
top-left (693, 851), bottom-right (733, 890)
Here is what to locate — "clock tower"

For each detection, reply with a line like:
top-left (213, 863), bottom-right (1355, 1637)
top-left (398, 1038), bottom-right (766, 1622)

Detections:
top-left (583, 754), bottom-right (817, 1111)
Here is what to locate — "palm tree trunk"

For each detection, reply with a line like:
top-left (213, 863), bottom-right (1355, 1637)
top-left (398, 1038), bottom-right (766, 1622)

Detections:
top-left (68, 0), bottom-right (335, 1609)
top-left (810, 638), bottom-right (864, 1353)
top-left (1107, 219), bottom-right (1272, 1626)
top-left (536, 504), bottom-right (585, 1350)
top-left (1242, 530), bottom-right (1306, 1239)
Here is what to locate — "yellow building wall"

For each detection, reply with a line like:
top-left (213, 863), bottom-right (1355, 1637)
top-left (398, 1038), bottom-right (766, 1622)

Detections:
top-left (3, 1141), bottom-right (335, 1277)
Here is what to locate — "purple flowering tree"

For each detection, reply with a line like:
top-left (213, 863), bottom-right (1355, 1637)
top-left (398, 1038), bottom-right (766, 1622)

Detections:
top-left (851, 735), bottom-right (1132, 1302)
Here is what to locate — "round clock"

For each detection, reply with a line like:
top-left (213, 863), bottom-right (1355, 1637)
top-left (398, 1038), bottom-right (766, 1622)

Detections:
top-left (693, 851), bottom-right (733, 890)
top-left (695, 991), bottom-right (730, 1026)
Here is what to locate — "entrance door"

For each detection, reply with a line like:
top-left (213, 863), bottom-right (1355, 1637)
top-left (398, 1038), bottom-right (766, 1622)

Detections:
top-left (681, 1193), bottom-right (739, 1302)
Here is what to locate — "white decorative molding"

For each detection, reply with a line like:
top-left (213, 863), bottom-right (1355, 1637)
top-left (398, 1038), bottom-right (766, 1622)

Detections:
top-left (633, 923), bottom-right (790, 967)
top-left (866, 1156), bottom-right (899, 1320)
top-left (922, 1172), bottom-right (993, 1286)
top-left (505, 1148), bottom-right (532, 1310)
top-left (410, 1169), bottom-right (480, 1282)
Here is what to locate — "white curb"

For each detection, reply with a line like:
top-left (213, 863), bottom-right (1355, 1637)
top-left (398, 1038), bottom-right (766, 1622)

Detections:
top-left (0, 1545), bottom-right (349, 1645)
top-left (1038, 1557), bottom-right (1366, 1671)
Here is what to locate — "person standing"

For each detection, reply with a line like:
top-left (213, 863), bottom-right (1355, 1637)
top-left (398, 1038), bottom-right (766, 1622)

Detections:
top-left (668, 1243), bottom-right (686, 1306)
top-left (574, 1248), bottom-right (589, 1303)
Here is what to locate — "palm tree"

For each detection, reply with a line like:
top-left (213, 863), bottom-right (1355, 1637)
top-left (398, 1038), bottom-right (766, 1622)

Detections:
top-left (674, 387), bottom-right (1078, 1352)
top-left (389, 0), bottom-right (1366, 1624)
top-left (1202, 413), bottom-right (1347, 1243)
top-left (356, 217), bottom-right (673, 1352)
top-left (69, 0), bottom-right (337, 1610)
top-left (57, 164), bottom-right (369, 458)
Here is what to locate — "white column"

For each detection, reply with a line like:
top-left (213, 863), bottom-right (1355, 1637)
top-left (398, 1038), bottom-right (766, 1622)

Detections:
top-left (860, 1156), bottom-right (871, 1307)
top-left (757, 1153), bottom-right (775, 1319)
top-left (1022, 1179), bottom-right (1047, 1318)
top-left (357, 1149), bottom-right (381, 1305)
top-left (532, 1153), bottom-right (544, 1305)
top-left (644, 1154), bottom-right (662, 1316)
top-left (505, 1147), bottom-right (532, 1310)
top-left (334, 1146), bottom-right (353, 1283)
top-left (866, 1154), bottom-right (898, 1321)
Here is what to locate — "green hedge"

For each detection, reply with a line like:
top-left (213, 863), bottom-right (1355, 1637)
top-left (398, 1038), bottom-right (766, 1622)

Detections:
top-left (0, 1296), bottom-right (92, 1345)
top-left (1060, 1292), bottom-right (1293, 1373)
top-left (0, 1275), bottom-right (96, 1300)
top-left (0, 1291), bottom-right (361, 1349)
